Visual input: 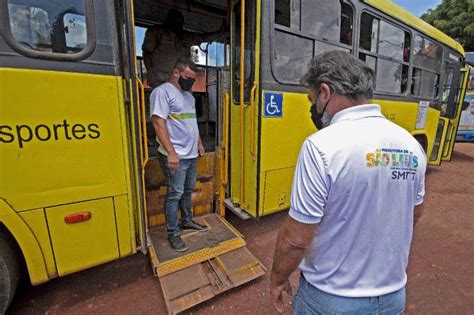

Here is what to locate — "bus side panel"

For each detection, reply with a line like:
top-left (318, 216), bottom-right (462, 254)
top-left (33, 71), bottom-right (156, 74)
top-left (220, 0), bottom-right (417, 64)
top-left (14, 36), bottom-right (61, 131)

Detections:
top-left (114, 194), bottom-right (135, 257)
top-left (0, 68), bottom-right (136, 277)
top-left (0, 200), bottom-right (49, 285)
top-left (375, 100), bottom-right (440, 158)
top-left (46, 198), bottom-right (119, 276)
top-left (0, 69), bottom-right (128, 211)
top-left (259, 91), bottom-right (313, 215)
top-left (19, 209), bottom-right (57, 278)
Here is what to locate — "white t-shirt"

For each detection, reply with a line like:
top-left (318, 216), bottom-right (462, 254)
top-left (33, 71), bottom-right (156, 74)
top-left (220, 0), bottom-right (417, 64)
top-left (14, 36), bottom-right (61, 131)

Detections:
top-left (150, 82), bottom-right (199, 159)
top-left (289, 104), bottom-right (426, 297)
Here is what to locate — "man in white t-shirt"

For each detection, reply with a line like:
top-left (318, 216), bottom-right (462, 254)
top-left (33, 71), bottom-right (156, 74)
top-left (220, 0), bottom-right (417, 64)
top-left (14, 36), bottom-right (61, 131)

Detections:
top-left (270, 51), bottom-right (427, 314)
top-left (150, 58), bottom-right (207, 252)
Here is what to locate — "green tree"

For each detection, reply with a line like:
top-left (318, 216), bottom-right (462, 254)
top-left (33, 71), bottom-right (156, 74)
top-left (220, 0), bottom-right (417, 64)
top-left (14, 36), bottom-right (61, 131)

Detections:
top-left (420, 0), bottom-right (474, 51)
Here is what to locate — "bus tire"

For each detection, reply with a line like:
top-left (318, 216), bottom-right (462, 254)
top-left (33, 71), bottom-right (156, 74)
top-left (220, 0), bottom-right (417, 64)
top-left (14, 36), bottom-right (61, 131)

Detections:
top-left (415, 135), bottom-right (427, 153)
top-left (0, 232), bottom-right (20, 314)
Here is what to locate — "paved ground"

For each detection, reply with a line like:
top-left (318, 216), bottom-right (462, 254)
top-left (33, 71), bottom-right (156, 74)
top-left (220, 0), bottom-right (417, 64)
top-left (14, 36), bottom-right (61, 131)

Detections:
top-left (7, 143), bottom-right (474, 315)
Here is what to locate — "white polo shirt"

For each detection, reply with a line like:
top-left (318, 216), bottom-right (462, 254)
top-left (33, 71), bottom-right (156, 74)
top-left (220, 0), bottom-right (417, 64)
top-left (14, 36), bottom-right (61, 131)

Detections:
top-left (289, 104), bottom-right (426, 297)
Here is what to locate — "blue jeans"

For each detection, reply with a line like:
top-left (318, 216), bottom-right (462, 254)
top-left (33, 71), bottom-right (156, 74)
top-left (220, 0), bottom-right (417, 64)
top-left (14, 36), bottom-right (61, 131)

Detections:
top-left (158, 153), bottom-right (197, 237)
top-left (293, 275), bottom-right (405, 315)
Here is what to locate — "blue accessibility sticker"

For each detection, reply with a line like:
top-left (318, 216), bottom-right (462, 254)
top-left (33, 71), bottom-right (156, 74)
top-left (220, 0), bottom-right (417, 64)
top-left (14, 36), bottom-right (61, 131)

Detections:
top-left (263, 92), bottom-right (283, 118)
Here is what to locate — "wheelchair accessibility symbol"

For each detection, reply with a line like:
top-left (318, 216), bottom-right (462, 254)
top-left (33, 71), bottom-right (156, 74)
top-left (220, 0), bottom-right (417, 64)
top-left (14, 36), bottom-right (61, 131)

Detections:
top-left (263, 92), bottom-right (283, 118)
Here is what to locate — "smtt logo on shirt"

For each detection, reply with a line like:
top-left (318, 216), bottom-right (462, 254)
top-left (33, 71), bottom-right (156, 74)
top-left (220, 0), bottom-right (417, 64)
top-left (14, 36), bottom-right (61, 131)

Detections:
top-left (366, 148), bottom-right (419, 180)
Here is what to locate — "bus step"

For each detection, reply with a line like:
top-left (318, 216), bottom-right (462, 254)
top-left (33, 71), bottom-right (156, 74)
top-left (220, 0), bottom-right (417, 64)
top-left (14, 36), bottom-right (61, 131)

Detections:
top-left (224, 199), bottom-right (251, 220)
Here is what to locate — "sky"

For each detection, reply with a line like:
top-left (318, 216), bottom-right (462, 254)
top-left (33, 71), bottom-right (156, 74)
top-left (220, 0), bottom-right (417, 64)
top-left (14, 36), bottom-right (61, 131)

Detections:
top-left (392, 0), bottom-right (442, 17)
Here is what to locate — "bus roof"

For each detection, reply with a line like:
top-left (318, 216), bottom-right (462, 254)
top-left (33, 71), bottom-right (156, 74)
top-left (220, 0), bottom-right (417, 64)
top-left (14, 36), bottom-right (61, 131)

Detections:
top-left (363, 0), bottom-right (465, 56)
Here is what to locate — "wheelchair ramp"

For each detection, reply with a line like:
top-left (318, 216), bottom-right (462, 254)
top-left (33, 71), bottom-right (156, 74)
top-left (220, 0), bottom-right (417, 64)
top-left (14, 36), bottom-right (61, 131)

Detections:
top-left (147, 213), bottom-right (266, 314)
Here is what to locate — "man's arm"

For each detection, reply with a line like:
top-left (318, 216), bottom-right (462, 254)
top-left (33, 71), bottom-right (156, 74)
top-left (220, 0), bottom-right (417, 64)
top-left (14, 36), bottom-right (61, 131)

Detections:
top-left (191, 20), bottom-right (227, 44)
top-left (152, 115), bottom-right (179, 171)
top-left (198, 137), bottom-right (205, 156)
top-left (414, 203), bottom-right (424, 226)
top-left (143, 50), bottom-right (153, 73)
top-left (142, 26), bottom-right (158, 83)
top-left (271, 216), bottom-right (317, 313)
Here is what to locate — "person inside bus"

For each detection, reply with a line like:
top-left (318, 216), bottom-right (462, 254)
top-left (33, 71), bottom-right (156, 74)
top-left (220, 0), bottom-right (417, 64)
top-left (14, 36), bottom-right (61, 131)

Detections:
top-left (142, 8), bottom-right (226, 88)
top-left (150, 58), bottom-right (208, 252)
top-left (270, 51), bottom-right (426, 314)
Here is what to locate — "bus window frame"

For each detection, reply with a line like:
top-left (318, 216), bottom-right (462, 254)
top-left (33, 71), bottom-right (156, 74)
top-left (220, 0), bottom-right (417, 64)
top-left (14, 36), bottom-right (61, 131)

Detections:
top-left (270, 0), bottom-right (354, 86)
top-left (0, 0), bottom-right (96, 61)
top-left (358, 10), bottom-right (412, 97)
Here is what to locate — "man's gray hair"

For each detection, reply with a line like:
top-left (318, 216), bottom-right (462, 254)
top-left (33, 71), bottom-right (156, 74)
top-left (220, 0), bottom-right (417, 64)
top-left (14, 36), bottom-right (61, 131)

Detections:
top-left (301, 51), bottom-right (374, 100)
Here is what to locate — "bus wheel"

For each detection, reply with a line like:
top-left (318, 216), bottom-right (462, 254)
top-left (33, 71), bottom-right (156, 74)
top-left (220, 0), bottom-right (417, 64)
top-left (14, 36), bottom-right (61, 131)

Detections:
top-left (415, 135), bottom-right (427, 153)
top-left (0, 232), bottom-right (20, 314)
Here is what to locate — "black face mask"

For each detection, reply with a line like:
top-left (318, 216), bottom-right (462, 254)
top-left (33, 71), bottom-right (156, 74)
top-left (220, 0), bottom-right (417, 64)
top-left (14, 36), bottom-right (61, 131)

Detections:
top-left (178, 76), bottom-right (195, 91)
top-left (310, 100), bottom-right (330, 130)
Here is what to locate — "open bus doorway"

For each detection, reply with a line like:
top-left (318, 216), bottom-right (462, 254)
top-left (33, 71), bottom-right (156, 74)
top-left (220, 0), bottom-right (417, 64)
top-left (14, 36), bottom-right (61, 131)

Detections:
top-left (133, 0), bottom-right (229, 219)
top-left (130, 1), bottom-right (264, 313)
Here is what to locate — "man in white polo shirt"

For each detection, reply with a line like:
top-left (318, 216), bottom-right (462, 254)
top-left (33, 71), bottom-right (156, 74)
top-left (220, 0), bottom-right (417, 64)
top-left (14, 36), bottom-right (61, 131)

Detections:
top-left (270, 51), bottom-right (426, 314)
top-left (150, 58), bottom-right (207, 252)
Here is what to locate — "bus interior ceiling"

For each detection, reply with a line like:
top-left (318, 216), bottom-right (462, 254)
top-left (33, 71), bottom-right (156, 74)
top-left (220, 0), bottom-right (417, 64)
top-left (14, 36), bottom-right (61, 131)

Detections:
top-left (134, 0), bottom-right (230, 226)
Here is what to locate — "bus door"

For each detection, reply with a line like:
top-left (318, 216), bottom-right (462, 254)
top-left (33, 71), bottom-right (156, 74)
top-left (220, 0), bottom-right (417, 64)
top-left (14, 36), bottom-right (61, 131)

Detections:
top-left (128, 1), bottom-right (265, 313)
top-left (441, 66), bottom-right (469, 161)
top-left (429, 62), bottom-right (468, 164)
top-left (228, 0), bottom-right (260, 218)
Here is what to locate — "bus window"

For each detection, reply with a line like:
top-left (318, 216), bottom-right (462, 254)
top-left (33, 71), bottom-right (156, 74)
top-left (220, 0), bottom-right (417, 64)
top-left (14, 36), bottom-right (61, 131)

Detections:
top-left (275, 0), bottom-right (300, 30)
top-left (273, 31), bottom-right (313, 83)
top-left (7, 0), bottom-right (88, 54)
top-left (414, 35), bottom-right (442, 70)
top-left (340, 2), bottom-right (353, 46)
top-left (412, 69), bottom-right (439, 99)
top-left (302, 0), bottom-right (340, 42)
top-left (359, 13), bottom-right (410, 94)
top-left (275, 0), bottom-right (290, 27)
top-left (376, 59), bottom-right (408, 94)
top-left (468, 71), bottom-right (474, 90)
top-left (63, 13), bottom-right (86, 52)
top-left (359, 53), bottom-right (376, 72)
top-left (272, 1), bottom-right (350, 84)
top-left (193, 42), bottom-right (229, 67)
top-left (442, 68), bottom-right (454, 103)
top-left (411, 36), bottom-right (442, 99)
top-left (359, 13), bottom-right (378, 53)
top-left (233, 0), bottom-right (255, 104)
top-left (379, 20), bottom-right (406, 61)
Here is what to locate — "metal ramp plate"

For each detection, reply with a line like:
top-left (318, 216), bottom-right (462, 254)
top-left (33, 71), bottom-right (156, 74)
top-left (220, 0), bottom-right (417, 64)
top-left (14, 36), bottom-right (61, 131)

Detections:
top-left (147, 213), bottom-right (266, 314)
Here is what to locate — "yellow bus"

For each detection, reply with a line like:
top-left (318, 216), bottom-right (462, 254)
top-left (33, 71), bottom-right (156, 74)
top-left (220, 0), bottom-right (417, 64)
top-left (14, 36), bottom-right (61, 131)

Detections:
top-left (457, 52), bottom-right (474, 141)
top-left (0, 0), bottom-right (469, 313)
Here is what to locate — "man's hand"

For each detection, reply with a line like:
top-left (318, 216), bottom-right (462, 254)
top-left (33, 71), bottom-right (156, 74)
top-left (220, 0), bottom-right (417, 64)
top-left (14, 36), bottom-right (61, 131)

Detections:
top-left (198, 141), bottom-right (205, 156)
top-left (270, 278), bottom-right (293, 313)
top-left (167, 153), bottom-right (179, 172)
top-left (270, 217), bottom-right (316, 313)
